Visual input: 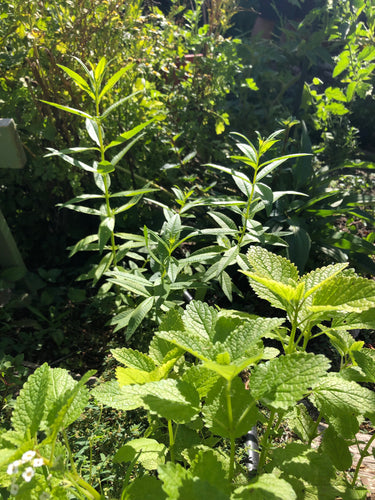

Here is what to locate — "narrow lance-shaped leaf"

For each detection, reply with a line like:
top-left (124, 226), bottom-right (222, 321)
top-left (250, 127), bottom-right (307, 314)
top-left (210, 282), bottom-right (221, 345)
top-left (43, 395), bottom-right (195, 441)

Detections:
top-left (45, 148), bottom-right (95, 172)
top-left (99, 64), bottom-right (133, 101)
top-left (40, 100), bottom-right (93, 120)
top-left (57, 64), bottom-right (95, 98)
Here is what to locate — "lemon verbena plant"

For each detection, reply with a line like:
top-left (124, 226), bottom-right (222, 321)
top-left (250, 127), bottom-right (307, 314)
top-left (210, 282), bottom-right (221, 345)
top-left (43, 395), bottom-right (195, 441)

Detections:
top-left (43, 57), bottom-right (156, 284)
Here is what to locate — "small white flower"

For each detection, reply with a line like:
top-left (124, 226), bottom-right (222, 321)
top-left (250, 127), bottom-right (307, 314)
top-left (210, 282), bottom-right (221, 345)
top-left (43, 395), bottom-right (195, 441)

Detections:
top-left (39, 492), bottom-right (50, 500)
top-left (22, 450), bottom-right (36, 463)
top-left (7, 462), bottom-right (19, 475)
top-left (10, 482), bottom-right (19, 495)
top-left (33, 458), bottom-right (44, 467)
top-left (22, 466), bottom-right (35, 483)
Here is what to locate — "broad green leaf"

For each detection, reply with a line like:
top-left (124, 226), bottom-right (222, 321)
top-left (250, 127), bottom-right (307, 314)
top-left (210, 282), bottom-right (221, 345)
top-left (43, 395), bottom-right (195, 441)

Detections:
top-left (189, 447), bottom-right (231, 494)
top-left (310, 276), bottom-right (375, 312)
top-left (114, 438), bottom-right (167, 470)
top-left (92, 380), bottom-right (143, 411)
top-left (45, 368), bottom-right (92, 430)
top-left (285, 403), bottom-right (318, 443)
top-left (320, 425), bottom-right (352, 471)
top-left (203, 377), bottom-right (259, 438)
top-left (352, 349), bottom-right (375, 383)
top-left (269, 443), bottom-right (337, 497)
top-left (311, 373), bottom-right (375, 437)
top-left (182, 301), bottom-right (218, 340)
top-left (204, 351), bottom-right (263, 381)
top-left (130, 379), bottom-right (200, 423)
top-left (111, 348), bottom-right (155, 371)
top-left (232, 474), bottom-right (297, 499)
top-left (11, 363), bottom-right (50, 438)
top-left (41, 100), bottom-right (93, 119)
top-left (44, 370), bottom-right (93, 443)
top-left (218, 317), bottom-right (284, 361)
top-left (116, 357), bottom-right (178, 386)
top-left (302, 263), bottom-right (348, 299)
top-left (123, 476), bottom-right (167, 500)
top-left (243, 272), bottom-right (302, 311)
top-left (126, 296), bottom-right (154, 338)
top-left (45, 148), bottom-right (95, 172)
top-left (251, 353), bottom-right (330, 410)
top-left (247, 246), bottom-right (299, 283)
top-left (181, 365), bottom-right (220, 399)
top-left (157, 329), bottom-right (213, 361)
top-left (159, 462), bottom-right (229, 499)
top-left (98, 216), bottom-right (114, 253)
top-left (333, 50), bottom-right (350, 77)
top-left (149, 335), bottom-right (183, 365)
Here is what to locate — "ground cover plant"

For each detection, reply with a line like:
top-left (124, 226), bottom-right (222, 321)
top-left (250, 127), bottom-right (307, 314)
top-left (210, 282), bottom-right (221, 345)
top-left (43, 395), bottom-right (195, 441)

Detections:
top-left (1, 0), bottom-right (375, 498)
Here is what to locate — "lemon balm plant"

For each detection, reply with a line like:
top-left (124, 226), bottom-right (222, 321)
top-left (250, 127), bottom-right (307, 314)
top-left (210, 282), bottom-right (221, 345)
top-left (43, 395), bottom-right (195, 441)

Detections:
top-left (43, 57), bottom-right (155, 284)
top-left (1, 248), bottom-right (375, 498)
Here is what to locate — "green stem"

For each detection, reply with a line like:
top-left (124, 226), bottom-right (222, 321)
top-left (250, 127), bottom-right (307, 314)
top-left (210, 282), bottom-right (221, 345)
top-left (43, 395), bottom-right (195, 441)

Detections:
top-left (258, 408), bottom-right (277, 471)
top-left (308, 411), bottom-right (322, 446)
top-left (351, 431), bottom-right (375, 487)
top-left (238, 165), bottom-right (258, 246)
top-left (286, 306), bottom-right (300, 354)
top-left (66, 472), bottom-right (103, 500)
top-left (63, 429), bottom-right (77, 475)
top-left (168, 419), bottom-right (175, 463)
top-left (225, 379), bottom-right (236, 482)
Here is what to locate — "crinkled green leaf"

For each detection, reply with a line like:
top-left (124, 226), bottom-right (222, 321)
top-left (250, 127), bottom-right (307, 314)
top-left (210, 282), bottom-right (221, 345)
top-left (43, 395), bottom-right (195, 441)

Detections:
top-left (311, 373), bottom-right (375, 437)
top-left (181, 365), bottom-right (220, 399)
top-left (332, 308), bottom-right (375, 331)
top-left (149, 336), bottom-right (183, 365)
top-left (157, 329), bottom-right (213, 361)
top-left (91, 380), bottom-right (143, 410)
top-left (189, 447), bottom-right (231, 494)
top-left (247, 246), bottom-right (299, 283)
top-left (203, 377), bottom-right (259, 438)
top-left (232, 473), bottom-right (297, 499)
top-left (310, 276), bottom-right (375, 313)
top-left (183, 301), bottom-right (218, 340)
top-left (251, 353), bottom-right (330, 410)
top-left (11, 363), bottom-right (50, 438)
top-left (116, 357), bottom-right (178, 386)
top-left (123, 476), bottom-right (167, 500)
top-left (269, 443), bottom-right (337, 497)
top-left (285, 403), bottom-right (318, 443)
top-left (158, 462), bottom-right (228, 500)
top-left (45, 369), bottom-right (93, 433)
top-left (130, 379), bottom-right (200, 423)
top-left (320, 425), bottom-right (352, 471)
top-left (111, 348), bottom-right (155, 371)
top-left (114, 437), bottom-right (167, 470)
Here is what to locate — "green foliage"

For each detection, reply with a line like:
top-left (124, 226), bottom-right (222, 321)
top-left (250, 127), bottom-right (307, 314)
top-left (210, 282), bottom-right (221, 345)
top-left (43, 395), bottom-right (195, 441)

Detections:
top-left (2, 248), bottom-right (375, 498)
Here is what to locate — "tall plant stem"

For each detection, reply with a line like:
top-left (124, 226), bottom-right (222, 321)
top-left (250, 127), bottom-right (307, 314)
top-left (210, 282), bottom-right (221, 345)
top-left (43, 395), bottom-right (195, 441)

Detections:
top-left (351, 431), bottom-right (375, 487)
top-left (258, 408), bottom-right (277, 471)
top-left (168, 419), bottom-right (175, 463)
top-left (238, 170), bottom-right (258, 245)
top-left (95, 103), bottom-right (117, 265)
top-left (226, 379), bottom-right (236, 482)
